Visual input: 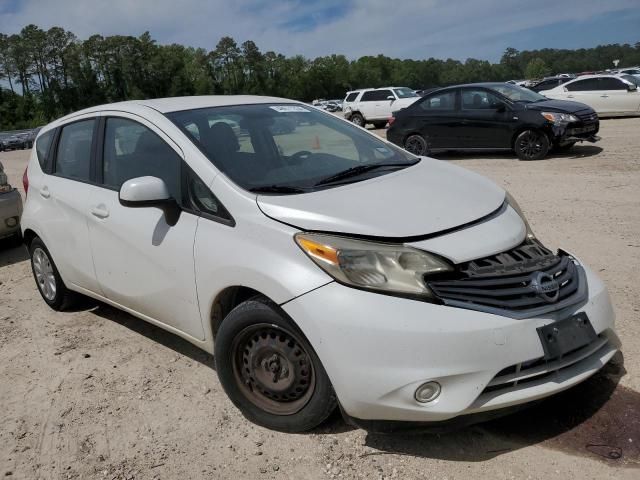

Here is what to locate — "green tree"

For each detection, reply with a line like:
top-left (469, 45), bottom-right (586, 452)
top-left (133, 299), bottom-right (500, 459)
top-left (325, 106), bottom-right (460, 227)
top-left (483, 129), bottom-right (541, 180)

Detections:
top-left (524, 57), bottom-right (550, 79)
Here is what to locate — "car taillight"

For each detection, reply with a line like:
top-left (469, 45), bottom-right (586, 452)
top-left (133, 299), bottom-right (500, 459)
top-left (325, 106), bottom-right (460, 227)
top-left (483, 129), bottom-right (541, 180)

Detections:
top-left (388, 116), bottom-right (396, 126)
top-left (22, 167), bottom-right (29, 195)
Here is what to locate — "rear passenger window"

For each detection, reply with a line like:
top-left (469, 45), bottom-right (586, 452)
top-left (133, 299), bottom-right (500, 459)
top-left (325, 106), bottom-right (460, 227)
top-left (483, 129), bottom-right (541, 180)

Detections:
top-left (565, 79), bottom-right (600, 91)
top-left (35, 129), bottom-right (55, 169)
top-left (55, 120), bottom-right (95, 181)
top-left (345, 92), bottom-right (358, 102)
top-left (102, 117), bottom-right (181, 199)
top-left (419, 91), bottom-right (456, 111)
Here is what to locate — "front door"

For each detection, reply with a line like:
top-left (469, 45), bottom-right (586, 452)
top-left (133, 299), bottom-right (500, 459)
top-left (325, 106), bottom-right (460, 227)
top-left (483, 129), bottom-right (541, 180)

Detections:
top-left (86, 114), bottom-right (204, 340)
top-left (458, 88), bottom-right (514, 148)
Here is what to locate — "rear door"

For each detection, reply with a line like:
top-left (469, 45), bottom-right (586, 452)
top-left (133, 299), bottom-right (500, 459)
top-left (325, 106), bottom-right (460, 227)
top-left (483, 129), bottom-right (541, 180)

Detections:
top-left (457, 88), bottom-right (514, 148)
top-left (410, 89), bottom-right (460, 149)
top-left (563, 78), bottom-right (606, 112)
top-left (86, 113), bottom-right (204, 339)
top-left (357, 90), bottom-right (378, 120)
top-left (37, 116), bottom-right (102, 294)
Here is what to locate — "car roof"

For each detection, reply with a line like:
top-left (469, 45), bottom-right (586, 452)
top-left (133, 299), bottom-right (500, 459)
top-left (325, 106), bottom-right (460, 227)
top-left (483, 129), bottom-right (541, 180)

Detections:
top-left (53, 95), bottom-right (299, 124)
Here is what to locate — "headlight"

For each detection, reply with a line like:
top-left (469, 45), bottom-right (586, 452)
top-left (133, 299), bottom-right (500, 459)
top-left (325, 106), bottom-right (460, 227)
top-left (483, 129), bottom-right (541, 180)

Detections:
top-left (541, 111), bottom-right (578, 124)
top-left (295, 233), bottom-right (452, 298)
top-left (505, 192), bottom-right (535, 240)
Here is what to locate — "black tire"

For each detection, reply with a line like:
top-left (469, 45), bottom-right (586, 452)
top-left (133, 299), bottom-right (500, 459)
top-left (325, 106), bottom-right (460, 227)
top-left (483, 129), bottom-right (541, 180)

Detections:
top-left (350, 113), bottom-right (365, 127)
top-left (514, 130), bottom-right (550, 160)
top-left (555, 141), bottom-right (576, 152)
top-left (404, 134), bottom-right (429, 156)
top-left (28, 237), bottom-right (77, 311)
top-left (215, 299), bottom-right (337, 432)
top-left (373, 121), bottom-right (387, 129)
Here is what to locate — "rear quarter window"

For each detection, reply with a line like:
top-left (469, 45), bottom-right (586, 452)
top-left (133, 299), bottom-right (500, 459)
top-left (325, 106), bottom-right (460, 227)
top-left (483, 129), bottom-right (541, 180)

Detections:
top-left (35, 129), bottom-right (55, 169)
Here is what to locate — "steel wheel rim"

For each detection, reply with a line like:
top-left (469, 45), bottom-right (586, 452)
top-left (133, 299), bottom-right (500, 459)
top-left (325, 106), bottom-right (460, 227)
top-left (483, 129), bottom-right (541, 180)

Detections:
top-left (32, 247), bottom-right (56, 301)
top-left (231, 323), bottom-right (315, 415)
top-left (352, 116), bottom-right (363, 126)
top-left (405, 135), bottom-right (426, 155)
top-left (518, 132), bottom-right (543, 159)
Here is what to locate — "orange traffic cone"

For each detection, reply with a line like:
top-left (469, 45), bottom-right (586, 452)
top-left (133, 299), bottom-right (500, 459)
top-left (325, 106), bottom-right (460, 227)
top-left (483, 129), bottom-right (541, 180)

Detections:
top-left (311, 135), bottom-right (321, 150)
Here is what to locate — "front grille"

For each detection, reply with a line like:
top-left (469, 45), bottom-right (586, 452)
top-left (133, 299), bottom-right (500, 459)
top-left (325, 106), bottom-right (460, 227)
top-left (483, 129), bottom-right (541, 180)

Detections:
top-left (427, 241), bottom-right (586, 319)
top-left (481, 334), bottom-right (610, 395)
top-left (574, 109), bottom-right (598, 124)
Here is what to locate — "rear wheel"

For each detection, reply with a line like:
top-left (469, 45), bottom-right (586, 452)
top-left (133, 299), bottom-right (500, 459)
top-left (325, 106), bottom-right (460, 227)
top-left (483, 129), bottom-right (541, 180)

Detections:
top-left (350, 113), bottom-right (365, 127)
top-left (215, 299), bottom-right (337, 432)
top-left (514, 130), bottom-right (550, 160)
top-left (404, 134), bottom-right (429, 156)
top-left (29, 237), bottom-right (77, 310)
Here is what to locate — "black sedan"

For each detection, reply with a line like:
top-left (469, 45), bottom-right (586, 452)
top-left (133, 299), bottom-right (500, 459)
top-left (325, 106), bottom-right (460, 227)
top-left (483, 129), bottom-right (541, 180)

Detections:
top-left (386, 82), bottom-right (600, 160)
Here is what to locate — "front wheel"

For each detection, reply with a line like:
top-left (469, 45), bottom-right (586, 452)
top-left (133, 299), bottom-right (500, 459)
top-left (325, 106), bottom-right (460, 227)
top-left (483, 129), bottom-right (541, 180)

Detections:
top-left (404, 134), bottom-right (429, 156)
top-left (514, 130), bottom-right (550, 160)
top-left (215, 299), bottom-right (337, 432)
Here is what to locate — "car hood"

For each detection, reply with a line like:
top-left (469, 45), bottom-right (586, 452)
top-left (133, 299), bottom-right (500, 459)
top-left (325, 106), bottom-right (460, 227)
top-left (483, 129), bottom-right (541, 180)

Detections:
top-left (257, 158), bottom-right (506, 238)
top-left (525, 99), bottom-right (593, 113)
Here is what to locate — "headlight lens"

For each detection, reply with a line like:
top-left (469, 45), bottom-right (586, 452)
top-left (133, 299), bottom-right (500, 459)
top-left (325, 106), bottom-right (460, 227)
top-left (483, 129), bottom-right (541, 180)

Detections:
top-left (541, 111), bottom-right (578, 124)
top-left (505, 192), bottom-right (535, 240)
top-left (295, 233), bottom-right (452, 298)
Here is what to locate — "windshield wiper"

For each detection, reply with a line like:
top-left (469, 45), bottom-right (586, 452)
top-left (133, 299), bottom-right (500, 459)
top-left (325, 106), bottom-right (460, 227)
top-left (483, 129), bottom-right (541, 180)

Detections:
top-left (248, 185), bottom-right (307, 194)
top-left (314, 161), bottom-right (418, 187)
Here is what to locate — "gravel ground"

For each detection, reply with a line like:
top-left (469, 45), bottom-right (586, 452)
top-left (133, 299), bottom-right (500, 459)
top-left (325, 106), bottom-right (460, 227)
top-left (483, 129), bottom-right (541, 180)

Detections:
top-left (1, 118), bottom-right (639, 479)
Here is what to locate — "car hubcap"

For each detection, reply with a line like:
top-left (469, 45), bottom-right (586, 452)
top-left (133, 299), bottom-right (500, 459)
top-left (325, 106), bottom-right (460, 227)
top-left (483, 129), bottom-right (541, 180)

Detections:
top-left (518, 133), bottom-right (543, 158)
top-left (32, 248), bottom-right (56, 301)
top-left (352, 116), bottom-right (363, 126)
top-left (232, 324), bottom-right (315, 415)
top-left (405, 135), bottom-right (426, 155)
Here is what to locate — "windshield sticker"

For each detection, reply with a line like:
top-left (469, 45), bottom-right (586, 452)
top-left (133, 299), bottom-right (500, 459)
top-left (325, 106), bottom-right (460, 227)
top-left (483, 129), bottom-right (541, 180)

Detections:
top-left (270, 105), bottom-right (311, 113)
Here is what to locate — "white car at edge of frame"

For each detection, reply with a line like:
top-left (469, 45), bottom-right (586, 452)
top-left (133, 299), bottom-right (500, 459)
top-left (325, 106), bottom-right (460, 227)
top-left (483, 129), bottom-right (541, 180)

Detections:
top-left (21, 95), bottom-right (619, 432)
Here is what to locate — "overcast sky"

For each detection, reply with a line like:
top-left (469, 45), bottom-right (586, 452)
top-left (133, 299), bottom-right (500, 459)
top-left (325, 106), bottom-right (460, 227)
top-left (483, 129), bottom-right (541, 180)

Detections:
top-left (1, 0), bottom-right (638, 61)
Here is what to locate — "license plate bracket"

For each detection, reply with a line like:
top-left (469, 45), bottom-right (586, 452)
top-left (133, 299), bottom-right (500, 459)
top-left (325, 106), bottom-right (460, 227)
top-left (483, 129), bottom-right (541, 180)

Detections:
top-left (537, 312), bottom-right (597, 360)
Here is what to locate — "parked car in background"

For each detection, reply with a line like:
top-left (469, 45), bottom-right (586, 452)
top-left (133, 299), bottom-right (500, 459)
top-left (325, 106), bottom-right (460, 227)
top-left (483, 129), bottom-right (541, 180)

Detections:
top-left (387, 82), bottom-right (600, 160)
top-left (343, 89), bottom-right (366, 112)
top-left (0, 135), bottom-right (27, 151)
top-left (344, 87), bottom-right (420, 128)
top-left (529, 76), bottom-right (572, 92)
top-left (21, 95), bottom-right (618, 433)
top-left (540, 74), bottom-right (640, 117)
top-left (614, 67), bottom-right (640, 79)
top-left (0, 160), bottom-right (23, 244)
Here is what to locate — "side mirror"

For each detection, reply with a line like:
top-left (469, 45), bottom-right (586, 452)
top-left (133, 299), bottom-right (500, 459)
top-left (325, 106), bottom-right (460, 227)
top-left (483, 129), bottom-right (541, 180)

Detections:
top-left (119, 176), bottom-right (180, 225)
top-left (386, 95), bottom-right (395, 101)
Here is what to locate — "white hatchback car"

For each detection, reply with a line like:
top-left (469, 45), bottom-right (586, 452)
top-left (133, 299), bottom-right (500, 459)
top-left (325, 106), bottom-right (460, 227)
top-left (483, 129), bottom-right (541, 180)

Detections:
top-left (22, 96), bottom-right (619, 432)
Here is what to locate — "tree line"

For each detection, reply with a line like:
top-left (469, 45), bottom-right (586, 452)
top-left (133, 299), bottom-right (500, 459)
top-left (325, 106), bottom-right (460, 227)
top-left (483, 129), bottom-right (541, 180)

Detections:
top-left (1, 24), bottom-right (639, 129)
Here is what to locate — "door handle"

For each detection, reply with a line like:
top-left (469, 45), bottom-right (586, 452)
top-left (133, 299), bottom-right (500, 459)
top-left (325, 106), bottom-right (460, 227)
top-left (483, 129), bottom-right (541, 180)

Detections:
top-left (600, 95), bottom-right (609, 98)
top-left (39, 186), bottom-right (50, 199)
top-left (90, 205), bottom-right (109, 219)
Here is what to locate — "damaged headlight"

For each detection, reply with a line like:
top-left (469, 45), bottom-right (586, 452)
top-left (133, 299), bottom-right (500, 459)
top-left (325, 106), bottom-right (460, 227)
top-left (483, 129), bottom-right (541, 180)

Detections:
top-left (541, 111), bottom-right (578, 125)
top-left (295, 233), bottom-right (452, 298)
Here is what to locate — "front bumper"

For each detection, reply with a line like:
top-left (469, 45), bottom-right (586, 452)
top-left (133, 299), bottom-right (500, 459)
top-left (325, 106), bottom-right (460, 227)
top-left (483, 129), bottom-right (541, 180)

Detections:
top-left (0, 189), bottom-right (23, 238)
top-left (282, 261), bottom-right (618, 423)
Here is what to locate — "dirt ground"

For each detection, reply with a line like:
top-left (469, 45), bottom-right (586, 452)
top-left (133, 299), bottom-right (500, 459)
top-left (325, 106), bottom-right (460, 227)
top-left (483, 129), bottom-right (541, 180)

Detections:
top-left (1, 118), bottom-right (639, 479)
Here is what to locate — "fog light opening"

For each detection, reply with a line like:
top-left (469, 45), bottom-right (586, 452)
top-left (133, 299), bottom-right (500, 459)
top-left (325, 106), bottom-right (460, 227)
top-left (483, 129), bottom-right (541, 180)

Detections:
top-left (6, 217), bottom-right (17, 227)
top-left (415, 381), bottom-right (441, 404)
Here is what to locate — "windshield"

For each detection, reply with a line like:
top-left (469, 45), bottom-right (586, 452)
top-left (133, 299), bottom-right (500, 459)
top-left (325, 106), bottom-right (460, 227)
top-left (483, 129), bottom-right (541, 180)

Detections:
top-left (490, 83), bottom-right (548, 102)
top-left (394, 87), bottom-right (418, 98)
top-left (167, 104), bottom-right (416, 193)
top-left (622, 75), bottom-right (640, 87)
